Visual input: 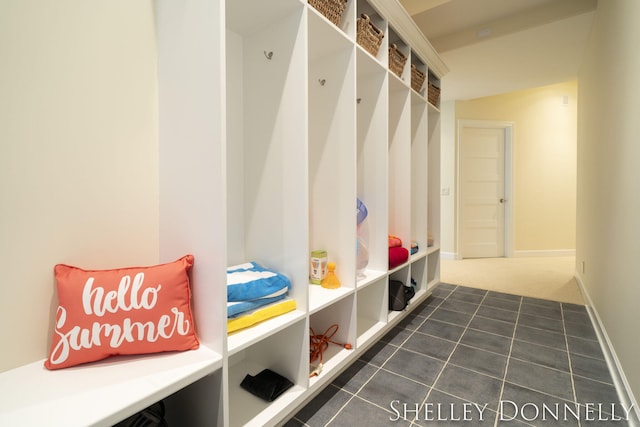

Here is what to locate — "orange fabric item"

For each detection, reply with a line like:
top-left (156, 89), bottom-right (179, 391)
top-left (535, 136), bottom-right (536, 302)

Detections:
top-left (388, 235), bottom-right (402, 248)
top-left (45, 255), bottom-right (199, 370)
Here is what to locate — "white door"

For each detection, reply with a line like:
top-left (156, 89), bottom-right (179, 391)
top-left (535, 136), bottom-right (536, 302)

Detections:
top-left (460, 125), bottom-right (506, 258)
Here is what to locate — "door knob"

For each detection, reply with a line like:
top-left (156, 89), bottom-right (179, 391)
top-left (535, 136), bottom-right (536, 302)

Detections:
top-left (500, 198), bottom-right (506, 203)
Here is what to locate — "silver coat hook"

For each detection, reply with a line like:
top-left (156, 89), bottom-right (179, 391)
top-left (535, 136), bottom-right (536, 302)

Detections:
top-left (264, 51), bottom-right (273, 60)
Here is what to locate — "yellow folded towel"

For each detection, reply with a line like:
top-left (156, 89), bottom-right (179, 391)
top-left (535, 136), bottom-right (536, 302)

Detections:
top-left (228, 299), bottom-right (297, 333)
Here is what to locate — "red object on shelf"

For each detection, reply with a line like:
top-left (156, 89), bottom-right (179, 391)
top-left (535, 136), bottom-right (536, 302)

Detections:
top-left (388, 246), bottom-right (409, 269)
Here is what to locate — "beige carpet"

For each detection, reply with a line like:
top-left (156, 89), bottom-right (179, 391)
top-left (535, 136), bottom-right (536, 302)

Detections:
top-left (440, 256), bottom-right (585, 305)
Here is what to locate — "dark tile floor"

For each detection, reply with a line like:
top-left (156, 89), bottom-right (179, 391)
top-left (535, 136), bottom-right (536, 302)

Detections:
top-left (284, 283), bottom-right (631, 426)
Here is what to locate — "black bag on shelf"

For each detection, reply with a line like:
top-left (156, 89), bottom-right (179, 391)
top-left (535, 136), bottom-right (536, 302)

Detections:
top-left (113, 400), bottom-right (167, 427)
top-left (240, 368), bottom-right (294, 402)
top-left (389, 280), bottom-right (415, 311)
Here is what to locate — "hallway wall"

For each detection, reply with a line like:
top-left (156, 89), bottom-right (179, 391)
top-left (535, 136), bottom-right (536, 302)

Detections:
top-left (440, 81), bottom-right (578, 258)
top-left (0, 0), bottom-right (159, 372)
top-left (576, 0), bottom-right (640, 411)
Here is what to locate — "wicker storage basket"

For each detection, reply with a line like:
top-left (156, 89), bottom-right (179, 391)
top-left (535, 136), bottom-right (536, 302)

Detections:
top-left (357, 14), bottom-right (384, 57)
top-left (411, 64), bottom-right (425, 92)
top-left (388, 44), bottom-right (407, 77)
top-left (428, 81), bottom-right (440, 106)
top-left (309, 0), bottom-right (347, 27)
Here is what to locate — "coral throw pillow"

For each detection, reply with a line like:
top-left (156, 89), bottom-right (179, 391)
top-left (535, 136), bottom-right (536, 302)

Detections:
top-left (45, 255), bottom-right (199, 370)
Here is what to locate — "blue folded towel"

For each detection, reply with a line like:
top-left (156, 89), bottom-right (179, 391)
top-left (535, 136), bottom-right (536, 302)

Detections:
top-left (227, 262), bottom-right (291, 318)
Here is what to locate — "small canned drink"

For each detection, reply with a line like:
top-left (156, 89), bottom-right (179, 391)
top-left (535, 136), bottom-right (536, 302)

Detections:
top-left (310, 250), bottom-right (328, 284)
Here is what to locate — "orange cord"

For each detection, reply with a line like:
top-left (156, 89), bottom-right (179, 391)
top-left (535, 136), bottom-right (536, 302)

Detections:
top-left (309, 324), bottom-right (352, 377)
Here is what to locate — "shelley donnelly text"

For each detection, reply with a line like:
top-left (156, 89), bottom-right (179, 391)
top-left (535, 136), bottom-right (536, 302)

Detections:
top-left (389, 400), bottom-right (635, 422)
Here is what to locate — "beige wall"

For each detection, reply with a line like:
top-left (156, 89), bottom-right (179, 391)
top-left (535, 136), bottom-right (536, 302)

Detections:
top-left (441, 81), bottom-right (577, 257)
top-left (0, 1), bottom-right (159, 372)
top-left (577, 0), bottom-right (640, 409)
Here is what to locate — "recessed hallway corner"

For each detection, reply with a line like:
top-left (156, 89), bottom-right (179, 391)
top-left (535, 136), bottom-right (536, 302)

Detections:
top-left (441, 256), bottom-right (583, 305)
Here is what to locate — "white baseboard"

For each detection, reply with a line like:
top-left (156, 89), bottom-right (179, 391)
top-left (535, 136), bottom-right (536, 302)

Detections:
top-left (513, 249), bottom-right (576, 257)
top-left (444, 250), bottom-right (575, 259)
top-left (574, 273), bottom-right (640, 427)
top-left (440, 251), bottom-right (457, 260)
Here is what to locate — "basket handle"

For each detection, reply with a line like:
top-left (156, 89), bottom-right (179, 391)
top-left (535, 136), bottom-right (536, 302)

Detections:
top-left (390, 43), bottom-right (407, 60)
top-left (360, 14), bottom-right (384, 37)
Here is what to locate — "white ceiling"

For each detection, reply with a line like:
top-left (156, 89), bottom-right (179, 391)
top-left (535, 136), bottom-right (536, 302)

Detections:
top-left (399, 0), bottom-right (597, 101)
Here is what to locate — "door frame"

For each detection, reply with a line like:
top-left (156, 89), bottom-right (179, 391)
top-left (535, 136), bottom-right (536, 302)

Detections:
top-left (456, 120), bottom-right (514, 259)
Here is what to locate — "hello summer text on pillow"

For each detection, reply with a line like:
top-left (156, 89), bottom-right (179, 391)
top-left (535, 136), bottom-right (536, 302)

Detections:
top-left (45, 255), bottom-right (199, 370)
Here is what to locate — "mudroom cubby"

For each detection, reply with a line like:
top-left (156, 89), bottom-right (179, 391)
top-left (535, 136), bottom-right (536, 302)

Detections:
top-left (308, 9), bottom-right (357, 290)
top-left (356, 0), bottom-right (387, 63)
top-left (427, 248), bottom-right (441, 289)
top-left (411, 52), bottom-right (428, 96)
top-left (227, 320), bottom-right (308, 426)
top-left (411, 91), bottom-right (429, 259)
top-left (226, 0), bottom-right (309, 291)
top-left (427, 103), bottom-right (442, 291)
top-left (428, 69), bottom-right (442, 109)
top-left (388, 78), bottom-right (412, 256)
top-left (356, 48), bottom-right (388, 286)
top-left (309, 295), bottom-right (356, 387)
top-left (0, 1), bottom-right (447, 426)
top-left (388, 27), bottom-right (411, 81)
top-left (225, 0), bottom-right (309, 362)
top-left (356, 277), bottom-right (388, 345)
top-left (388, 265), bottom-right (412, 322)
top-left (411, 254), bottom-right (428, 296)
